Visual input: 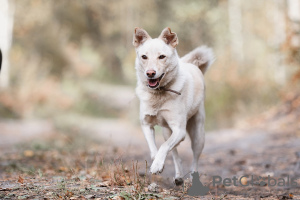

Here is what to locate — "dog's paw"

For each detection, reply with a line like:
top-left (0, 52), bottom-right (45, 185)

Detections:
top-left (174, 177), bottom-right (184, 186)
top-left (150, 159), bottom-right (165, 174)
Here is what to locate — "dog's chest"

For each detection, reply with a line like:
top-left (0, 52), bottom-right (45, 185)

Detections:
top-left (143, 113), bottom-right (168, 127)
top-left (141, 97), bottom-right (170, 127)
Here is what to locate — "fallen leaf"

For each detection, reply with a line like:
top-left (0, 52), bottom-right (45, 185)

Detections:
top-left (59, 166), bottom-right (68, 172)
top-left (74, 177), bottom-right (81, 182)
top-left (0, 188), bottom-right (12, 191)
top-left (65, 190), bottom-right (73, 197)
top-left (102, 174), bottom-right (110, 181)
top-left (98, 181), bottom-right (110, 187)
top-left (112, 196), bottom-right (125, 200)
top-left (24, 150), bottom-right (34, 157)
top-left (85, 194), bottom-right (96, 199)
top-left (18, 175), bottom-right (24, 184)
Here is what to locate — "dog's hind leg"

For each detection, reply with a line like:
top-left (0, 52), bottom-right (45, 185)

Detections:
top-left (187, 103), bottom-right (205, 173)
top-left (162, 127), bottom-right (184, 186)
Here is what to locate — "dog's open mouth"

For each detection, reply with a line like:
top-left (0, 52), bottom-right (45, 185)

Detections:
top-left (148, 73), bottom-right (165, 89)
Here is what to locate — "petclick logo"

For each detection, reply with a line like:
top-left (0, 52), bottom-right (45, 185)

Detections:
top-left (187, 172), bottom-right (299, 197)
top-left (212, 175), bottom-right (298, 187)
top-left (187, 172), bottom-right (209, 196)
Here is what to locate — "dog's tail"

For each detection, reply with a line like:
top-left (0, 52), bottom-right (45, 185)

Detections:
top-left (181, 46), bottom-right (215, 75)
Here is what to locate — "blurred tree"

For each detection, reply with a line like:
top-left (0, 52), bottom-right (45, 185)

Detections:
top-left (0, 0), bottom-right (14, 88)
top-left (228, 0), bottom-right (244, 64)
top-left (286, 0), bottom-right (300, 83)
top-left (1, 0), bottom-right (299, 128)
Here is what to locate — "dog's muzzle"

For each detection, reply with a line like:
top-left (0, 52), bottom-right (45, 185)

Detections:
top-left (147, 73), bottom-right (165, 89)
top-left (146, 73), bottom-right (181, 95)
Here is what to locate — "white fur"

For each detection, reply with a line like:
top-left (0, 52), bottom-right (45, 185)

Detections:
top-left (133, 28), bottom-right (214, 184)
top-left (181, 46), bottom-right (215, 75)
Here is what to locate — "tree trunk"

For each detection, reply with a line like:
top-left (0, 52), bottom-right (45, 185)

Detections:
top-left (286, 0), bottom-right (300, 82)
top-left (228, 0), bottom-right (244, 64)
top-left (0, 0), bottom-right (14, 88)
top-left (270, 0), bottom-right (287, 85)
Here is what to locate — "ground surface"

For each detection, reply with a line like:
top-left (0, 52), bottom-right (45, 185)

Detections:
top-left (0, 114), bottom-right (299, 199)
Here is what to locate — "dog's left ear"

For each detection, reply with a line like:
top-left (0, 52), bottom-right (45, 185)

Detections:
top-left (159, 27), bottom-right (178, 48)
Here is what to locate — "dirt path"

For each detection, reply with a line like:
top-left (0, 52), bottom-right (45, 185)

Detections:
top-left (0, 120), bottom-right (54, 147)
top-left (1, 118), bottom-right (299, 199)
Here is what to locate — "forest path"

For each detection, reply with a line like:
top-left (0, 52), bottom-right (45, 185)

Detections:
top-left (1, 118), bottom-right (299, 199)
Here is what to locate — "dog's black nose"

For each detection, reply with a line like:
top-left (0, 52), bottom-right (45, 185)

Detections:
top-left (146, 70), bottom-right (156, 78)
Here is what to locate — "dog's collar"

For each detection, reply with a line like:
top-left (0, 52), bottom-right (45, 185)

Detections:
top-left (159, 86), bottom-right (181, 95)
top-left (147, 85), bottom-right (181, 95)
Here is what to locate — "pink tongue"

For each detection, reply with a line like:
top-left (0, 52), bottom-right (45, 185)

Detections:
top-left (149, 79), bottom-right (159, 87)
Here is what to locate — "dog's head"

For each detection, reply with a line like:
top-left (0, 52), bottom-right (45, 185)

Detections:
top-left (133, 27), bottom-right (179, 89)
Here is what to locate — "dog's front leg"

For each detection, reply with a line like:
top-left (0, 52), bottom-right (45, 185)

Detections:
top-left (150, 125), bottom-right (186, 174)
top-left (141, 125), bottom-right (158, 160)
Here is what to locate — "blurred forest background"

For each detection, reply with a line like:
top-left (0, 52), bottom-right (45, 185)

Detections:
top-left (1, 0), bottom-right (300, 199)
top-left (0, 0), bottom-right (300, 131)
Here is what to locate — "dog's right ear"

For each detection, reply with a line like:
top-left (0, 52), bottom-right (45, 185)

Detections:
top-left (133, 28), bottom-right (151, 48)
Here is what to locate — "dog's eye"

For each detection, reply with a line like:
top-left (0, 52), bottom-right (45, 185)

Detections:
top-left (159, 55), bottom-right (166, 59)
top-left (141, 55), bottom-right (148, 59)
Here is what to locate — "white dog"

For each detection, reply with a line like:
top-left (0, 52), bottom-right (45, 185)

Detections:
top-left (133, 27), bottom-right (214, 185)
